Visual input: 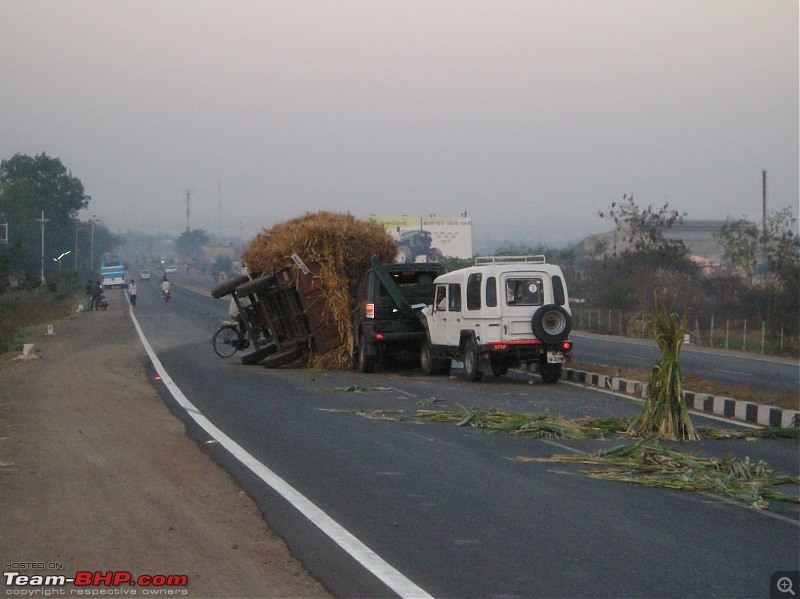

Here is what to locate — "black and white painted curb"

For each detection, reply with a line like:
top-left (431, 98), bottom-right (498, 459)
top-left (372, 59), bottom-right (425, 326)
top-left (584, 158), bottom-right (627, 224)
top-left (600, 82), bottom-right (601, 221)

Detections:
top-left (564, 367), bottom-right (800, 428)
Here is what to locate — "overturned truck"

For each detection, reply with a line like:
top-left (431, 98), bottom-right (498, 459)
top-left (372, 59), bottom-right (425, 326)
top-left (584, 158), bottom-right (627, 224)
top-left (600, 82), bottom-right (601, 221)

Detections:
top-left (211, 256), bottom-right (345, 368)
top-left (211, 255), bottom-right (442, 370)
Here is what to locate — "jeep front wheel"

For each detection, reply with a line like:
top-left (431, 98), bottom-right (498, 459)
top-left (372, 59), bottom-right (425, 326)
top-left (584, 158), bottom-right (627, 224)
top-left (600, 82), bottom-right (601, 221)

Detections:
top-left (462, 339), bottom-right (483, 382)
top-left (531, 304), bottom-right (572, 344)
top-left (420, 338), bottom-right (451, 376)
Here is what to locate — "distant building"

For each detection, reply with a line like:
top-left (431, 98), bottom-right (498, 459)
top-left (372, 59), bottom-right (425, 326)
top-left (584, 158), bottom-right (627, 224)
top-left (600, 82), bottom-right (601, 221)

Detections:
top-left (584, 219), bottom-right (734, 267)
top-left (201, 244), bottom-right (236, 261)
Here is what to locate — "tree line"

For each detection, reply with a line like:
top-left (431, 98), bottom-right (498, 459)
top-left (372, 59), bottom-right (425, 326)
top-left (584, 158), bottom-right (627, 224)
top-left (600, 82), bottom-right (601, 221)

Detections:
top-left (0, 153), bottom-right (121, 291)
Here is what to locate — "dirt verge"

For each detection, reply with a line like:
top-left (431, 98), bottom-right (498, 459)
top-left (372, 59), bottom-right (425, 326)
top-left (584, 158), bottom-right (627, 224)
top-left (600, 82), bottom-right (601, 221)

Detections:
top-left (0, 296), bottom-right (331, 598)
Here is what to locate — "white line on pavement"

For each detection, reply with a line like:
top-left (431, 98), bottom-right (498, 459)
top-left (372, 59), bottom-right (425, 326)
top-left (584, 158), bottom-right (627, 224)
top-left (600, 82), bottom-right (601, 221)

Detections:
top-left (127, 304), bottom-right (433, 599)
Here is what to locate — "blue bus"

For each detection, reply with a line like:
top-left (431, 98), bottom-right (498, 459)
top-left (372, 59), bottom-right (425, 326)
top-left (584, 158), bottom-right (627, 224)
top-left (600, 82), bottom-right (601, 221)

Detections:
top-left (100, 259), bottom-right (126, 289)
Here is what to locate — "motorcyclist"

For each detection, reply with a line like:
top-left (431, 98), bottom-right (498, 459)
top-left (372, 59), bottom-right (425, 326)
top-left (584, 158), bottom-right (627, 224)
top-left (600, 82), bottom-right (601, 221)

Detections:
top-left (160, 277), bottom-right (171, 299)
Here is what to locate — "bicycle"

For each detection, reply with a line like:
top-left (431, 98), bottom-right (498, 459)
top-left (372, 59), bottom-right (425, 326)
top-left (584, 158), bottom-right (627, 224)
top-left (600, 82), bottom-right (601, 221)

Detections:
top-left (212, 321), bottom-right (250, 358)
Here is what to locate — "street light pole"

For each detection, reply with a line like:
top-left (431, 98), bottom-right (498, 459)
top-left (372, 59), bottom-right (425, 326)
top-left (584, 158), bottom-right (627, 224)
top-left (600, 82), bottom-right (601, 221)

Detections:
top-left (36, 210), bottom-right (49, 283)
top-left (90, 214), bottom-right (97, 272)
top-left (54, 250), bottom-right (71, 270)
top-left (74, 222), bottom-right (80, 270)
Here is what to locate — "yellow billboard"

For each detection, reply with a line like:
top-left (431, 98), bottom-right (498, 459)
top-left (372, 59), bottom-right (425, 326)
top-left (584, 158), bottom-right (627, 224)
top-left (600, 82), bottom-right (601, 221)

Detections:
top-left (369, 216), bottom-right (473, 262)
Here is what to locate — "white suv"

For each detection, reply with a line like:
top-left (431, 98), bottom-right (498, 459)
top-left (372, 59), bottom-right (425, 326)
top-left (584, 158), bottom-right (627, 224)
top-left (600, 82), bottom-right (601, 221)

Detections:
top-left (420, 255), bottom-right (572, 383)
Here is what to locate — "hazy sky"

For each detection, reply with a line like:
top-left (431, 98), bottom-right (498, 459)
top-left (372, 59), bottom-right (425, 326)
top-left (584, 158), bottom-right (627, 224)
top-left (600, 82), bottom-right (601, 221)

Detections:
top-left (2, 0), bottom-right (797, 246)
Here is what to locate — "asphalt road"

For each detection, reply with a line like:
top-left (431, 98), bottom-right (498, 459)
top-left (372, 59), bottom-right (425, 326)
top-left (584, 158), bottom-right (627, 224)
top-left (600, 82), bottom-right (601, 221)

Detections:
top-left (572, 332), bottom-right (799, 394)
top-left (129, 278), bottom-right (799, 598)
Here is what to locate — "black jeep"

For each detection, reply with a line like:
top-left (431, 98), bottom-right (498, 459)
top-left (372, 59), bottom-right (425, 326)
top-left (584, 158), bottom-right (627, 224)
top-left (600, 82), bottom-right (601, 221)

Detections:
top-left (352, 258), bottom-right (446, 372)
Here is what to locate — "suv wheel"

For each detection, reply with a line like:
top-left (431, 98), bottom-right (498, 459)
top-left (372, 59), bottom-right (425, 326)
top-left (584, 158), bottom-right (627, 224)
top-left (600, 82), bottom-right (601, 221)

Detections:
top-left (358, 334), bottom-right (376, 373)
top-left (420, 338), bottom-right (450, 375)
top-left (462, 339), bottom-right (483, 382)
top-left (531, 304), bottom-right (572, 344)
top-left (539, 359), bottom-right (562, 384)
top-left (490, 356), bottom-right (509, 377)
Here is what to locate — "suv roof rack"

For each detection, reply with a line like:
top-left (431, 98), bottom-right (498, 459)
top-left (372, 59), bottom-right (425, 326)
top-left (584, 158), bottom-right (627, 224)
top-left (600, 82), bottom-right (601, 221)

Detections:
top-left (474, 255), bottom-right (547, 265)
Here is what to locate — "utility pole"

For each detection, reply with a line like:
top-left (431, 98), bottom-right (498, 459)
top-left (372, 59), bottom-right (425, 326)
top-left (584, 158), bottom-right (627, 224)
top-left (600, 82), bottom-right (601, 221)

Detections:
top-left (185, 189), bottom-right (192, 232)
top-left (761, 169), bottom-right (768, 264)
top-left (217, 178), bottom-right (222, 238)
top-left (74, 222), bottom-right (80, 270)
top-left (36, 210), bottom-right (49, 283)
top-left (90, 215), bottom-right (97, 272)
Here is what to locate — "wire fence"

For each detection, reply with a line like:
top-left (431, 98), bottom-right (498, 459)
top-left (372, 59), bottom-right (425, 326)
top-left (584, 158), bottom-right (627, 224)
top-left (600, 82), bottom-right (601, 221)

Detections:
top-left (572, 306), bottom-right (799, 359)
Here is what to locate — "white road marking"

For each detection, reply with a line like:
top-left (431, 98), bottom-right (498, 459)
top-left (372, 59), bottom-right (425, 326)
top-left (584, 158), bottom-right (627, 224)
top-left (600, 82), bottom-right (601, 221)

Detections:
top-left (714, 368), bottom-right (752, 377)
top-left (128, 306), bottom-right (433, 599)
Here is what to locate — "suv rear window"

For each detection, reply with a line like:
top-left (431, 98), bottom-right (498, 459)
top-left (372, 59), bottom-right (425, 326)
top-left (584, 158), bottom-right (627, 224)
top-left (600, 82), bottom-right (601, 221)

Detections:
top-left (377, 270), bottom-right (438, 304)
top-left (505, 277), bottom-right (543, 306)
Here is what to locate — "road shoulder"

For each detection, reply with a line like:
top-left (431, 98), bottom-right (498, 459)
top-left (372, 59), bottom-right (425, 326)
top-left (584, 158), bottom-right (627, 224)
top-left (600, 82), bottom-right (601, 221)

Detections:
top-left (0, 296), bottom-right (330, 598)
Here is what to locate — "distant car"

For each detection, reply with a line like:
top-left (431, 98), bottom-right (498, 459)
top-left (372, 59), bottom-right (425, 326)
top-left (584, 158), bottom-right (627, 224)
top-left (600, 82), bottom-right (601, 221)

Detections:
top-left (165, 266), bottom-right (178, 274)
top-left (140, 269), bottom-right (151, 280)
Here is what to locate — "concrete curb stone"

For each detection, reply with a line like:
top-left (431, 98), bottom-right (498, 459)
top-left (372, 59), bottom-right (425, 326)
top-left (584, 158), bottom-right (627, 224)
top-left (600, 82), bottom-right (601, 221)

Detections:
top-left (564, 367), bottom-right (799, 428)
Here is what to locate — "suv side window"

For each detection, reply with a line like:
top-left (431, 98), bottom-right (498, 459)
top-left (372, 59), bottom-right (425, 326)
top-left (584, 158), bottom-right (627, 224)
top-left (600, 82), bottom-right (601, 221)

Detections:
top-left (486, 276), bottom-right (497, 307)
top-left (435, 284), bottom-right (448, 311)
top-left (448, 284), bottom-right (462, 312)
top-left (466, 273), bottom-right (482, 310)
top-left (505, 277), bottom-right (543, 306)
top-left (552, 275), bottom-right (565, 306)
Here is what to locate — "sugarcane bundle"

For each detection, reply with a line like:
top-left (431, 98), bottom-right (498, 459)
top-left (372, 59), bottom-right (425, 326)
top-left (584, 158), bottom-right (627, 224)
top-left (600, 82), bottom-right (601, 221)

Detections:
top-left (627, 308), bottom-right (701, 441)
top-left (240, 211), bottom-right (396, 368)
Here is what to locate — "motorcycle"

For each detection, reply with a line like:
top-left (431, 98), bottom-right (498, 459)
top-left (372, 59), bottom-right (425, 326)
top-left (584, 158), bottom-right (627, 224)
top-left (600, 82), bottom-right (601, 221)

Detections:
top-left (161, 287), bottom-right (171, 302)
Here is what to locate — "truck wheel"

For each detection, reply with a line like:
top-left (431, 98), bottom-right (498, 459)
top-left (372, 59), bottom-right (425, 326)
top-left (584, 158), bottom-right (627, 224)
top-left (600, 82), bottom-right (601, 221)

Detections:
top-left (462, 339), bottom-right (483, 382)
top-left (531, 305), bottom-right (572, 344)
top-left (241, 344), bottom-right (277, 365)
top-left (235, 274), bottom-right (276, 298)
top-left (539, 359), bottom-right (562, 384)
top-left (262, 346), bottom-right (304, 369)
top-left (358, 335), bottom-right (376, 373)
top-left (211, 275), bottom-right (250, 298)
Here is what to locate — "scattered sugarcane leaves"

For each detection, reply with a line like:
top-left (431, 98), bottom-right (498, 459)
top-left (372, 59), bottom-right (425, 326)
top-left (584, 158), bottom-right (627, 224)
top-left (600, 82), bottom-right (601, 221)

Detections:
top-left (517, 439), bottom-right (799, 509)
top-left (698, 425), bottom-right (800, 440)
top-left (319, 408), bottom-right (406, 421)
top-left (322, 386), bottom-right (393, 394)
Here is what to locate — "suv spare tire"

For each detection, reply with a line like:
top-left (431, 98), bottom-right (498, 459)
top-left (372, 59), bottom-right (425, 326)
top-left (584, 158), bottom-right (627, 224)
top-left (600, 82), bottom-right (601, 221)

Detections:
top-left (211, 275), bottom-right (250, 298)
top-left (531, 304), bottom-right (572, 344)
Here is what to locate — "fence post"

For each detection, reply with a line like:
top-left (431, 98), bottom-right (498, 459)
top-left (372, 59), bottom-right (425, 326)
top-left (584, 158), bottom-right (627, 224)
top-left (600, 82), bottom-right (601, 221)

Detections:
top-left (780, 323), bottom-right (784, 354)
top-left (742, 320), bottom-right (747, 352)
top-left (761, 321), bottom-right (766, 354)
top-left (725, 318), bottom-right (730, 349)
top-left (695, 317), bottom-right (701, 346)
top-left (710, 314), bottom-right (715, 348)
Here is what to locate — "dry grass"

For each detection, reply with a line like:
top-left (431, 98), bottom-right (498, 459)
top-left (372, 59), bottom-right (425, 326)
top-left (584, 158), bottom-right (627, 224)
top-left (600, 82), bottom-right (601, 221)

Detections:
top-left (0, 287), bottom-right (79, 355)
top-left (241, 211), bottom-right (397, 367)
top-left (570, 360), bottom-right (799, 411)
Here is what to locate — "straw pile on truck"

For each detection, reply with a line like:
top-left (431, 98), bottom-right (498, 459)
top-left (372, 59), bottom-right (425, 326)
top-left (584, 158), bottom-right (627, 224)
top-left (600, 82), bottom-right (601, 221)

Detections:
top-left (240, 211), bottom-right (397, 368)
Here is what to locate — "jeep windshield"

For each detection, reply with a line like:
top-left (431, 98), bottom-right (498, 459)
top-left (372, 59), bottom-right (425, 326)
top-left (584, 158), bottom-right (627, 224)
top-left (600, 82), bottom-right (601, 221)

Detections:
top-left (505, 277), bottom-right (544, 306)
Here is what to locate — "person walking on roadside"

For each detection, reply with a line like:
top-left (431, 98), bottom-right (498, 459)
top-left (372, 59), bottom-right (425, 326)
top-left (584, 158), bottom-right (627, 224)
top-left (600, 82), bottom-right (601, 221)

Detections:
top-left (128, 279), bottom-right (138, 306)
top-left (85, 279), bottom-right (93, 311)
top-left (91, 280), bottom-right (103, 311)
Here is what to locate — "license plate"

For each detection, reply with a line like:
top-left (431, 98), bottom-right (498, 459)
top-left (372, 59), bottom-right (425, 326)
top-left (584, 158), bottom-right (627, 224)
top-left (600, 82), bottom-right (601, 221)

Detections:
top-left (547, 351), bottom-right (565, 364)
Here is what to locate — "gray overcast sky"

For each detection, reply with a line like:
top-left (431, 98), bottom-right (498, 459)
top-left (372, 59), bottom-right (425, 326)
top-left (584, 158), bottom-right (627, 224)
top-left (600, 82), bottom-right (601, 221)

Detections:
top-left (1, 0), bottom-right (797, 246)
